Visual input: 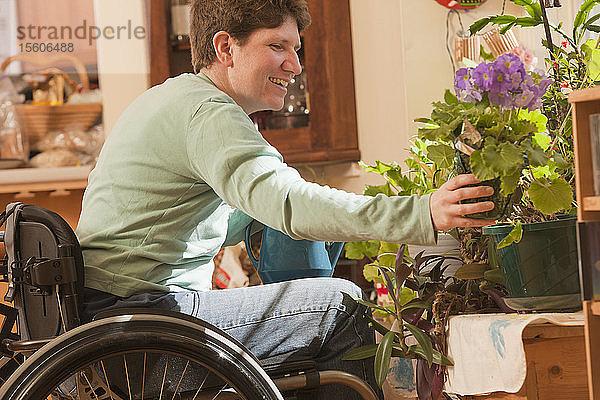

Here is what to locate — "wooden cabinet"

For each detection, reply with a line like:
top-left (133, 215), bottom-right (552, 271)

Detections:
top-left (148, 0), bottom-right (360, 164)
top-left (0, 167), bottom-right (89, 229)
top-left (569, 86), bottom-right (600, 400)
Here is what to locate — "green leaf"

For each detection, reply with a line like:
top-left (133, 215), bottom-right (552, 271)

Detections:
top-left (414, 117), bottom-right (434, 124)
top-left (497, 221), bottom-right (523, 249)
top-left (444, 89), bottom-right (459, 105)
top-left (408, 345), bottom-right (454, 366)
top-left (399, 299), bottom-right (429, 312)
top-left (399, 287), bottom-right (418, 306)
top-left (360, 160), bottom-right (395, 175)
top-left (587, 24), bottom-right (600, 33)
top-left (484, 268), bottom-right (505, 285)
top-left (426, 143), bottom-right (455, 169)
top-left (515, 16), bottom-right (541, 27)
top-left (553, 152), bottom-right (572, 169)
top-left (345, 241), bottom-right (380, 260)
top-left (528, 178), bottom-right (574, 215)
top-left (404, 323), bottom-right (434, 366)
top-left (500, 167), bottom-right (521, 195)
top-left (575, 0), bottom-right (598, 29)
top-left (588, 48), bottom-right (600, 81)
top-left (523, 140), bottom-right (548, 167)
top-left (343, 344), bottom-right (378, 360)
top-left (518, 109), bottom-right (548, 133)
top-left (378, 253), bottom-right (397, 269)
top-left (375, 331), bottom-right (395, 387)
top-left (491, 15), bottom-right (517, 24)
top-left (500, 21), bottom-right (517, 34)
top-left (364, 184), bottom-right (394, 197)
top-left (584, 13), bottom-right (600, 29)
top-left (469, 17), bottom-right (491, 35)
top-left (482, 142), bottom-right (523, 175)
top-left (532, 132), bottom-right (552, 151)
top-left (363, 263), bottom-right (384, 284)
top-left (480, 45), bottom-right (495, 62)
top-left (454, 263), bottom-right (488, 280)
top-left (379, 241), bottom-right (401, 254)
top-left (470, 150), bottom-right (497, 180)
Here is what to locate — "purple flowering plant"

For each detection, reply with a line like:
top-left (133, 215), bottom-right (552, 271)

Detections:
top-left (417, 54), bottom-right (573, 225)
top-left (454, 53), bottom-right (551, 112)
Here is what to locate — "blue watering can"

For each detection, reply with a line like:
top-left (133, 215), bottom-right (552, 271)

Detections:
top-left (244, 220), bottom-right (345, 284)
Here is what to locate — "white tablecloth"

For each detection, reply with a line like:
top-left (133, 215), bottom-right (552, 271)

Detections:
top-left (445, 312), bottom-right (584, 395)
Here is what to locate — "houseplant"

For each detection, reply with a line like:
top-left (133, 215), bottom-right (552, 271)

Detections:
top-left (343, 243), bottom-right (508, 400)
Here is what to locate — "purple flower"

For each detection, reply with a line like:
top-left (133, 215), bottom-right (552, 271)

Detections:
top-left (472, 63), bottom-right (493, 90)
top-left (489, 90), bottom-right (513, 109)
top-left (490, 69), bottom-right (513, 94)
top-left (458, 87), bottom-right (483, 103)
top-left (526, 96), bottom-right (543, 111)
top-left (509, 71), bottom-right (523, 90)
top-left (494, 53), bottom-right (526, 76)
top-left (514, 88), bottom-right (535, 108)
top-left (454, 68), bottom-right (472, 91)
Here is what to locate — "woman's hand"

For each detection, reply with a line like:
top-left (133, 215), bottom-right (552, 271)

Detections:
top-left (429, 174), bottom-right (496, 231)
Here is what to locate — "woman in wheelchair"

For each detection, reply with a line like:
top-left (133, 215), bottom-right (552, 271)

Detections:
top-left (0, 1), bottom-right (495, 398)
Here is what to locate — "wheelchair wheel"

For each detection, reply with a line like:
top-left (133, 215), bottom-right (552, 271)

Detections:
top-left (0, 312), bottom-right (283, 400)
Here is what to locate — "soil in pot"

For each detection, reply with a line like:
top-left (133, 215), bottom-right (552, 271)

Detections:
top-left (483, 217), bottom-right (581, 312)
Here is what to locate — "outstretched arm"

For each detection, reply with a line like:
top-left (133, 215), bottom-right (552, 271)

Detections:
top-left (429, 174), bottom-right (496, 231)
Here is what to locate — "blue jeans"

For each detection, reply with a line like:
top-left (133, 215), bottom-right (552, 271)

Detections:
top-left (84, 277), bottom-right (382, 399)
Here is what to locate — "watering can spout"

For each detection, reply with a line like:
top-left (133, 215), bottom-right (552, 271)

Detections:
top-left (327, 242), bottom-right (345, 267)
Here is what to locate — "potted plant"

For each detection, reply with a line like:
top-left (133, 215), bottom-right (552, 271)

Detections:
top-left (457, 0), bottom-right (600, 310)
top-left (343, 243), bottom-right (509, 400)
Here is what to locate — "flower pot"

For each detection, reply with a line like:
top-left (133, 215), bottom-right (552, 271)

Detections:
top-left (408, 232), bottom-right (462, 277)
top-left (454, 150), bottom-right (519, 220)
top-left (483, 217), bottom-right (581, 312)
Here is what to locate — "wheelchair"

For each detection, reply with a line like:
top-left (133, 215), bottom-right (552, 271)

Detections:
top-left (0, 203), bottom-right (378, 400)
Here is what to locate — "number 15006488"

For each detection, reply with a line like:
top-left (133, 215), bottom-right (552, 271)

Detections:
top-left (18, 42), bottom-right (74, 53)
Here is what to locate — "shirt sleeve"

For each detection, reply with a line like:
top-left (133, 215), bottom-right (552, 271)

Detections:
top-left (185, 100), bottom-right (437, 245)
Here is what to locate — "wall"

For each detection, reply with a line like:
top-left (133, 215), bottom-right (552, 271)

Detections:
top-left (93, 0), bottom-right (149, 133)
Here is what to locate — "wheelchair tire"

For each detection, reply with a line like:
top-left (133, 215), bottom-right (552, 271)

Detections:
top-left (0, 312), bottom-right (283, 400)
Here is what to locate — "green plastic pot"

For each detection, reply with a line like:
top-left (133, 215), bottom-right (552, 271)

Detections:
top-left (483, 217), bottom-right (580, 300)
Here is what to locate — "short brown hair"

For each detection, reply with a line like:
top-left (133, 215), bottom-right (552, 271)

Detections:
top-left (190, 0), bottom-right (311, 72)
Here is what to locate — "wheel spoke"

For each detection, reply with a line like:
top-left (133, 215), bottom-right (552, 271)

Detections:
top-left (81, 370), bottom-right (99, 399)
top-left (191, 371), bottom-right (210, 400)
top-left (170, 360), bottom-right (189, 400)
top-left (141, 352), bottom-right (146, 400)
top-left (211, 383), bottom-right (229, 400)
top-left (159, 356), bottom-right (169, 400)
top-left (100, 360), bottom-right (114, 400)
top-left (123, 355), bottom-right (132, 400)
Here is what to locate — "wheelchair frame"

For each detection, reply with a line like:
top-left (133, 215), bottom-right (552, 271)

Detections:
top-left (0, 203), bottom-right (378, 400)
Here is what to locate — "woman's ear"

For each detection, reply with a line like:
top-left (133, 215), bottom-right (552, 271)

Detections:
top-left (213, 31), bottom-right (234, 67)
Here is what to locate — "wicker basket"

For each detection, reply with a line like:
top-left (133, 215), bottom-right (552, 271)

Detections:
top-left (1, 54), bottom-right (102, 150)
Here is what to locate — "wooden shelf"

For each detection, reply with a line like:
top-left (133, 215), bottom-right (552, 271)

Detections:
top-left (571, 86), bottom-right (600, 400)
top-left (583, 196), bottom-right (600, 211)
top-left (569, 88), bottom-right (600, 221)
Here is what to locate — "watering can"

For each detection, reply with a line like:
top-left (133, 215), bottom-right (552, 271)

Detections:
top-left (244, 220), bottom-right (345, 284)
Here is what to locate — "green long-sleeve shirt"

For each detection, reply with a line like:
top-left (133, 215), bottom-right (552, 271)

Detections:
top-left (76, 73), bottom-right (436, 297)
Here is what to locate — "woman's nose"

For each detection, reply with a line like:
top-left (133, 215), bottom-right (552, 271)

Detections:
top-left (283, 52), bottom-right (302, 76)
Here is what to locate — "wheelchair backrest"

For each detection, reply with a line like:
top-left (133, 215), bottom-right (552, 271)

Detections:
top-left (2, 202), bottom-right (84, 341)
